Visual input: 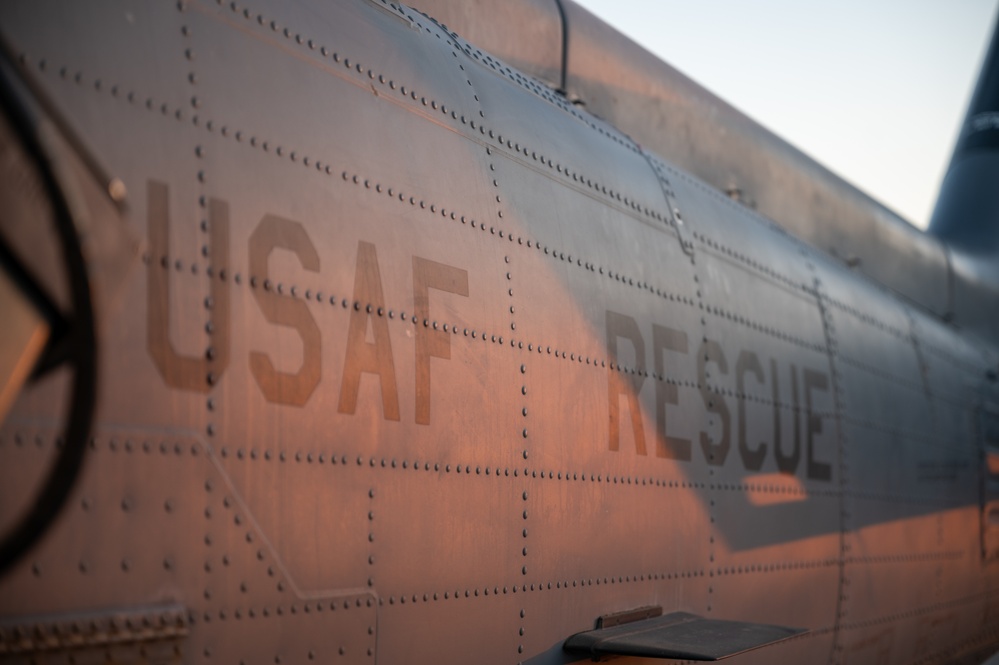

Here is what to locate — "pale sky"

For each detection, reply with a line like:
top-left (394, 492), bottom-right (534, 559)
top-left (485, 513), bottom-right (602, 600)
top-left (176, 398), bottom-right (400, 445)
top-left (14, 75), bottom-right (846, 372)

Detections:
top-left (572, 0), bottom-right (999, 229)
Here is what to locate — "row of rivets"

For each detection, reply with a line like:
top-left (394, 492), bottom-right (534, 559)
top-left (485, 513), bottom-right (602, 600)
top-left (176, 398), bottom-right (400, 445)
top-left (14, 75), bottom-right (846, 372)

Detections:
top-left (813, 277), bottom-right (851, 637)
top-left (199, 1), bottom-right (669, 231)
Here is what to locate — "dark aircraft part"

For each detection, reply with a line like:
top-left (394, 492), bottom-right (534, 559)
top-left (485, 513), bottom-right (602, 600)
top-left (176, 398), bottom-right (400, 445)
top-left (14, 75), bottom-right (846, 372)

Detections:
top-left (592, 604), bottom-right (664, 628)
top-left (931, 16), bottom-right (999, 253)
top-left (563, 610), bottom-right (805, 660)
top-left (929, 15), bottom-right (999, 346)
top-left (0, 49), bottom-right (98, 577)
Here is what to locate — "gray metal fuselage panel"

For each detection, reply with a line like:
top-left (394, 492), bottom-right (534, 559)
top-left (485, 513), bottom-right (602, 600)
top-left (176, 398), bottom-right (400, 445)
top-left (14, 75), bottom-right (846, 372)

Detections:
top-left (0, 1), bottom-right (996, 664)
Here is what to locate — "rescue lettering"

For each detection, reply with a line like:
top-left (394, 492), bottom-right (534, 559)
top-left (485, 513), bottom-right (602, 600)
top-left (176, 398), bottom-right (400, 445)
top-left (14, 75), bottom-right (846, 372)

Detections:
top-left (606, 309), bottom-right (833, 481)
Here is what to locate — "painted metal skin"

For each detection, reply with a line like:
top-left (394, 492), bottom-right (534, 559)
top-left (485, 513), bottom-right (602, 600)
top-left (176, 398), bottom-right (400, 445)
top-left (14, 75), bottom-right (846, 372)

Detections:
top-left (414, 0), bottom-right (965, 336)
top-left (0, 1), bottom-right (997, 664)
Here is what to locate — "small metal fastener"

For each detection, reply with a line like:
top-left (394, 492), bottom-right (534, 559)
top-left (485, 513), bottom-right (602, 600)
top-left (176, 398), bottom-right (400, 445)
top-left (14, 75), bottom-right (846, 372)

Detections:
top-left (106, 178), bottom-right (128, 203)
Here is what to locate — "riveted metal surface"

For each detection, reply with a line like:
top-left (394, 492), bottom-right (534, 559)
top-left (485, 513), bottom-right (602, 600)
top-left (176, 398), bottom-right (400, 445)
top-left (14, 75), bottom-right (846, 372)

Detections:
top-left (501, 174), bottom-right (698, 352)
top-left (194, 591), bottom-right (376, 665)
top-left (205, 449), bottom-right (373, 594)
top-left (0, 1), bottom-right (191, 120)
top-left (656, 155), bottom-right (845, 646)
top-left (1, 2), bottom-right (230, 661)
top-left (708, 483), bottom-right (841, 616)
top-left (703, 566), bottom-right (837, 665)
top-left (202, 156), bottom-right (520, 461)
top-left (82, 136), bottom-right (211, 432)
top-left (0, 603), bottom-right (187, 655)
top-left (373, 471), bottom-right (522, 597)
top-left (815, 265), bottom-right (939, 483)
top-left (407, 0), bottom-right (563, 91)
top-left (375, 593), bottom-right (521, 665)
top-left (688, 211), bottom-right (835, 484)
top-left (406, 0), bottom-right (953, 317)
top-left (1, 1), bottom-right (999, 664)
top-left (898, 307), bottom-right (983, 519)
top-left (197, 447), bottom-right (378, 664)
top-left (525, 474), bottom-right (709, 583)
top-left (0, 0), bottom-right (215, 432)
top-left (459, 89), bottom-right (671, 259)
top-left (158, 2), bottom-right (556, 661)
top-left (0, 430), bottom-right (206, 615)
top-left (558, 0), bottom-right (953, 322)
top-left (447, 28), bottom-right (705, 485)
top-left (50, 119), bottom-right (141, 324)
top-left (808, 250), bottom-right (990, 663)
top-left (0, 416), bottom-right (67, 557)
top-left (186, 0), bottom-right (485, 172)
top-left (0, 53), bottom-right (211, 632)
top-left (913, 308), bottom-right (992, 407)
top-left (516, 347), bottom-right (704, 483)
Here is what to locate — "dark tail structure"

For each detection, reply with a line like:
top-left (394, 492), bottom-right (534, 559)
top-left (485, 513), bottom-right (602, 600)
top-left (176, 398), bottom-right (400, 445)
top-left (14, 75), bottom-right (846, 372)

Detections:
top-left (930, 18), bottom-right (999, 343)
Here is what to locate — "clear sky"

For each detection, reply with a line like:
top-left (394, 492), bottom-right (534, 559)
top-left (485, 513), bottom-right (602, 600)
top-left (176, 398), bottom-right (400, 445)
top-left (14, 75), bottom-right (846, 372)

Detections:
top-left (572, 0), bottom-right (998, 229)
